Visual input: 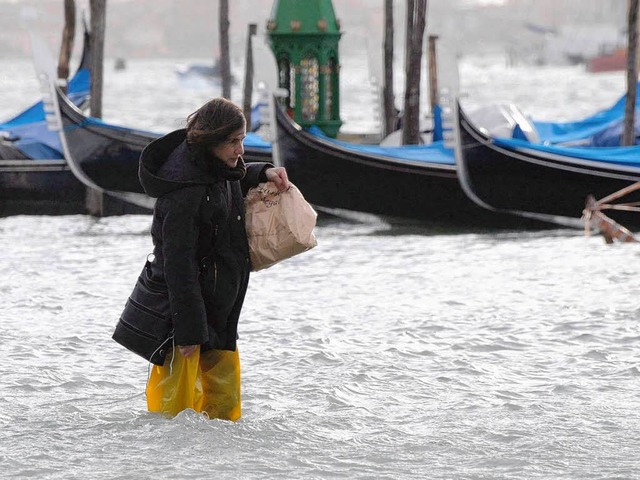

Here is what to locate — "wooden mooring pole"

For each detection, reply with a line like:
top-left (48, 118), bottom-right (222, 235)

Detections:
top-left (219, 0), bottom-right (231, 99)
top-left (88, 0), bottom-right (106, 216)
top-left (402, 0), bottom-right (427, 145)
top-left (243, 23), bottom-right (257, 127)
top-left (57, 0), bottom-right (76, 89)
top-left (383, 0), bottom-right (396, 137)
top-left (89, 0), bottom-right (105, 119)
top-left (623, 0), bottom-right (639, 146)
top-left (427, 35), bottom-right (439, 116)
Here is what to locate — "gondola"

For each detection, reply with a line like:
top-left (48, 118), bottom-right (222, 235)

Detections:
top-left (51, 85), bottom-right (272, 211)
top-left (0, 28), bottom-right (92, 216)
top-left (454, 99), bottom-right (640, 229)
top-left (273, 103), bottom-right (551, 229)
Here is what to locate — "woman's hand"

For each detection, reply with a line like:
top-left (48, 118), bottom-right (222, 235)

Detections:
top-left (265, 166), bottom-right (290, 191)
top-left (178, 345), bottom-right (199, 358)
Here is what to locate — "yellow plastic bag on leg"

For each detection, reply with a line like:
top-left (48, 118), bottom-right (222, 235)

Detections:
top-left (199, 348), bottom-right (242, 421)
top-left (146, 348), bottom-right (203, 416)
top-left (146, 347), bottom-right (241, 421)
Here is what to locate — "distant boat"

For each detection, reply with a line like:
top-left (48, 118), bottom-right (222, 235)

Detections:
top-left (176, 63), bottom-right (222, 78)
top-left (114, 57), bottom-right (127, 71)
top-left (587, 47), bottom-right (626, 73)
top-left (174, 62), bottom-right (237, 89)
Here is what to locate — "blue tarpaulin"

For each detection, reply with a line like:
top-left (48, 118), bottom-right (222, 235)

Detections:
top-left (307, 125), bottom-right (454, 165)
top-left (0, 69), bottom-right (89, 130)
top-left (0, 68), bottom-right (90, 159)
top-left (494, 135), bottom-right (640, 168)
top-left (588, 116), bottom-right (640, 147)
top-left (532, 82), bottom-right (640, 145)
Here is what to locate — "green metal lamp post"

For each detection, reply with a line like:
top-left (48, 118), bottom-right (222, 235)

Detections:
top-left (267, 0), bottom-right (343, 137)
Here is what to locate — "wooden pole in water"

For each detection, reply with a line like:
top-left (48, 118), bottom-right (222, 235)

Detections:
top-left (623, 0), bottom-right (639, 146)
top-left (383, 0), bottom-right (396, 137)
top-left (427, 35), bottom-right (438, 115)
top-left (242, 23), bottom-right (257, 127)
top-left (89, 0), bottom-right (105, 119)
top-left (57, 0), bottom-right (76, 90)
top-left (402, 0), bottom-right (427, 145)
top-left (87, 0), bottom-right (106, 216)
top-left (219, 0), bottom-right (231, 99)
top-left (404, 0), bottom-right (413, 76)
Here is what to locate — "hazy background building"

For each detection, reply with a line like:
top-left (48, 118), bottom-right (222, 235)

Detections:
top-left (0, 0), bottom-right (629, 66)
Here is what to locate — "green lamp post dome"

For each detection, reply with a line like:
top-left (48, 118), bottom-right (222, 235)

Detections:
top-left (267, 0), bottom-right (343, 137)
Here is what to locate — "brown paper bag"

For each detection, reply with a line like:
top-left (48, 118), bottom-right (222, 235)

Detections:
top-left (244, 181), bottom-right (318, 271)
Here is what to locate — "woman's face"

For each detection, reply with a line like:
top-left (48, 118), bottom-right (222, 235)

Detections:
top-left (211, 127), bottom-right (246, 168)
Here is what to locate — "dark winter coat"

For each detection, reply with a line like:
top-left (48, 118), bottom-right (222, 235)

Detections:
top-left (134, 128), bottom-right (272, 352)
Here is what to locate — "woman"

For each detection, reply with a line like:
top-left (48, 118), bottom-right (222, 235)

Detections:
top-left (119, 97), bottom-right (288, 419)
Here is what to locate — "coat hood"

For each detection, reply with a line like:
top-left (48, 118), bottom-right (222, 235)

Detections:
top-left (139, 129), bottom-right (221, 198)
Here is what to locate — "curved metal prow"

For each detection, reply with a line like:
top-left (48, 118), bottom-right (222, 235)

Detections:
top-left (30, 31), bottom-right (154, 210)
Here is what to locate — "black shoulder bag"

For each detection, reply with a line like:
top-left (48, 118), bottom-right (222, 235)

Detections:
top-left (112, 256), bottom-right (174, 365)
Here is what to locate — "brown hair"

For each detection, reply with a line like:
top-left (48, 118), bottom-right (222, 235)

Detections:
top-left (186, 98), bottom-right (246, 155)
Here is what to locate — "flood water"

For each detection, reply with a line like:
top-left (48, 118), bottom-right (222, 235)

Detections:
top-left (1, 54), bottom-right (639, 479)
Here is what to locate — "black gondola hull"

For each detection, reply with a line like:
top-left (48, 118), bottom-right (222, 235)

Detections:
top-left (57, 89), bottom-right (272, 199)
top-left (0, 160), bottom-right (85, 216)
top-left (275, 104), bottom-right (552, 229)
top-left (455, 101), bottom-right (640, 229)
top-left (0, 159), bottom-right (156, 217)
